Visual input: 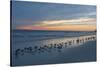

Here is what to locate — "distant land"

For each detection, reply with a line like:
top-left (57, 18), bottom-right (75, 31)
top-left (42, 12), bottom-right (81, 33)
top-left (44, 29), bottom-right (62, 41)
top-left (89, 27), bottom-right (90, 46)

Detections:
top-left (12, 29), bottom-right (96, 32)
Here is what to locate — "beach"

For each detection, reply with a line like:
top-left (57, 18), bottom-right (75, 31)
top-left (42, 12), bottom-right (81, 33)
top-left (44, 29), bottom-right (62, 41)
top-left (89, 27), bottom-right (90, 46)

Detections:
top-left (11, 30), bottom-right (96, 66)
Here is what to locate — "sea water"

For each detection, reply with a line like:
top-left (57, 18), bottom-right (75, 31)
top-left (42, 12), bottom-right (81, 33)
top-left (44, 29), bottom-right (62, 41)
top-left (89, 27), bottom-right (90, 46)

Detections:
top-left (11, 30), bottom-right (96, 66)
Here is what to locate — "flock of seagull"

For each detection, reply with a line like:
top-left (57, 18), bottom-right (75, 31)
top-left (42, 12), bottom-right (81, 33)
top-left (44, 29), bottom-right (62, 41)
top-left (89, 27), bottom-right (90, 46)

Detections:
top-left (14, 35), bottom-right (96, 58)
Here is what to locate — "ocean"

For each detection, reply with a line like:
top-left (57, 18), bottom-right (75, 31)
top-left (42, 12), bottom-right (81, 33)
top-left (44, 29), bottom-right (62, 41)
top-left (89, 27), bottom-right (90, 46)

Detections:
top-left (11, 30), bottom-right (96, 66)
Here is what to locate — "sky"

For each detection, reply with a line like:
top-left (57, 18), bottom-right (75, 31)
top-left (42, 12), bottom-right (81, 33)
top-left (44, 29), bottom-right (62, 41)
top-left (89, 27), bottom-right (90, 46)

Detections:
top-left (12, 1), bottom-right (96, 31)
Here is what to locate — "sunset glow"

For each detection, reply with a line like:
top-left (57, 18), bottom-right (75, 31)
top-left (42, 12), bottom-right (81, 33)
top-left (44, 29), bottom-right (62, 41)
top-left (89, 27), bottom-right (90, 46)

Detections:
top-left (12, 1), bottom-right (96, 31)
top-left (16, 18), bottom-right (96, 31)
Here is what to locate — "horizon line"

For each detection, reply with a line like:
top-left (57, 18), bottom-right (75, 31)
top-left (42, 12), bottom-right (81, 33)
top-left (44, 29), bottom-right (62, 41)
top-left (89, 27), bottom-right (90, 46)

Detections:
top-left (12, 29), bottom-right (96, 32)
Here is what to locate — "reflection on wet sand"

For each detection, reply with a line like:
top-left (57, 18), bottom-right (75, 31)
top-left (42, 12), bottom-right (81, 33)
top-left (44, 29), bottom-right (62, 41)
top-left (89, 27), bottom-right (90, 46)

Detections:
top-left (14, 35), bottom-right (96, 57)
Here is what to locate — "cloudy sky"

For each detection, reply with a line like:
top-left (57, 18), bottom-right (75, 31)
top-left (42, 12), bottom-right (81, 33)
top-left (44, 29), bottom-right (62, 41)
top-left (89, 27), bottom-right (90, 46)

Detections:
top-left (12, 1), bottom-right (96, 31)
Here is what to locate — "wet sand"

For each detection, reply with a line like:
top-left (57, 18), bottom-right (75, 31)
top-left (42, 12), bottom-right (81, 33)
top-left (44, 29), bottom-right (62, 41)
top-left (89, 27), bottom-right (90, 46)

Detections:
top-left (11, 35), bottom-right (96, 66)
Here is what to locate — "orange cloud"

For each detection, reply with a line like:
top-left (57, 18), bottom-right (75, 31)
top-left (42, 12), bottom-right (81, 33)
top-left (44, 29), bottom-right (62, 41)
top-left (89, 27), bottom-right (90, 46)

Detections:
top-left (16, 25), bottom-right (48, 30)
top-left (16, 24), bottom-right (96, 31)
top-left (45, 25), bottom-right (96, 31)
top-left (16, 17), bottom-right (96, 31)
